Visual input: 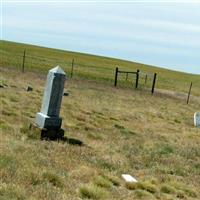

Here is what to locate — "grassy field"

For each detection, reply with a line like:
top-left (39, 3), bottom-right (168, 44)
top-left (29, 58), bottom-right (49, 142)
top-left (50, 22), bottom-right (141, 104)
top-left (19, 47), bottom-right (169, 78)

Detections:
top-left (1, 40), bottom-right (200, 96)
top-left (0, 40), bottom-right (200, 200)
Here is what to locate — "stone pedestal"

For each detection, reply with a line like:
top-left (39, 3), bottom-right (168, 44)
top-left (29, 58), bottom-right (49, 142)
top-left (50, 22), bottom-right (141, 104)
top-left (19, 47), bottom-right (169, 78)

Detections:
top-left (29, 123), bottom-right (64, 140)
top-left (35, 66), bottom-right (66, 133)
top-left (35, 113), bottom-right (62, 130)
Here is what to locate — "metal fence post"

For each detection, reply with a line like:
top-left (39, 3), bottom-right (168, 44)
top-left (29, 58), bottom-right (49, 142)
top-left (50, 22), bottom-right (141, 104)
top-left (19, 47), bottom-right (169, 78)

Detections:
top-left (187, 82), bottom-right (192, 104)
top-left (22, 49), bottom-right (26, 73)
top-left (151, 73), bottom-right (157, 94)
top-left (114, 67), bottom-right (119, 87)
top-left (135, 69), bottom-right (139, 89)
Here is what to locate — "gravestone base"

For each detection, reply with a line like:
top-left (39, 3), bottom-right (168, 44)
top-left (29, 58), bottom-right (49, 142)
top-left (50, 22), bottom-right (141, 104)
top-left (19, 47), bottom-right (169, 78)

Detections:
top-left (41, 129), bottom-right (64, 140)
top-left (30, 123), bottom-right (64, 140)
top-left (36, 112), bottom-right (62, 130)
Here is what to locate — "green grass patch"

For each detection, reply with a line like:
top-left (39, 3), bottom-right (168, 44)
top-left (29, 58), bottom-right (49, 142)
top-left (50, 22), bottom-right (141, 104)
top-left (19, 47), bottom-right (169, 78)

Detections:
top-left (0, 155), bottom-right (17, 169)
top-left (126, 181), bottom-right (158, 194)
top-left (160, 184), bottom-right (176, 194)
top-left (79, 184), bottom-right (108, 199)
top-left (87, 132), bottom-right (103, 140)
top-left (42, 172), bottom-right (64, 188)
top-left (102, 174), bottom-right (121, 186)
top-left (93, 175), bottom-right (113, 188)
top-left (134, 189), bottom-right (156, 199)
top-left (20, 124), bottom-right (41, 140)
top-left (0, 184), bottom-right (26, 200)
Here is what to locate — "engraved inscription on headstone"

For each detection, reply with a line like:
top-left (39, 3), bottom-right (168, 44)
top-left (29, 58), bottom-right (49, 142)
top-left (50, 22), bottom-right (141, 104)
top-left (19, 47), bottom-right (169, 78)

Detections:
top-left (35, 66), bottom-right (66, 130)
top-left (194, 112), bottom-right (200, 128)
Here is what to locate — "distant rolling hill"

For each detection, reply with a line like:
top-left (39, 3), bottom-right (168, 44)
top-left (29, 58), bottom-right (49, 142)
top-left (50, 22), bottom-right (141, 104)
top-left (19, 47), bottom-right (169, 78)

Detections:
top-left (1, 40), bottom-right (199, 96)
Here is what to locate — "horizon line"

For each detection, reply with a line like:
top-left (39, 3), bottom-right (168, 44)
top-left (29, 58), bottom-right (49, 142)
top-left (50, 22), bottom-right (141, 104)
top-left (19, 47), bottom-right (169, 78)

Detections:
top-left (1, 39), bottom-right (199, 76)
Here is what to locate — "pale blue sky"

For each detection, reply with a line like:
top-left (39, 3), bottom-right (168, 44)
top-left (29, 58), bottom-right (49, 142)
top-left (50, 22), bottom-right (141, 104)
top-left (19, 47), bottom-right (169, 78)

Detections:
top-left (1, 1), bottom-right (200, 74)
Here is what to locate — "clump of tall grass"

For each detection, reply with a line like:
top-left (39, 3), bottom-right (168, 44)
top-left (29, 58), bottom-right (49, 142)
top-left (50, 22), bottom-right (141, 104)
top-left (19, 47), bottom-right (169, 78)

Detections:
top-left (126, 181), bottom-right (158, 194)
top-left (42, 172), bottom-right (64, 188)
top-left (79, 184), bottom-right (108, 199)
top-left (93, 175), bottom-right (112, 188)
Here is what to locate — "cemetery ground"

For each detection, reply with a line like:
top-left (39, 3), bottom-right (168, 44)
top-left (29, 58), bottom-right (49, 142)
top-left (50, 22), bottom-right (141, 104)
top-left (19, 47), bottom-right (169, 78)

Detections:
top-left (1, 67), bottom-right (200, 200)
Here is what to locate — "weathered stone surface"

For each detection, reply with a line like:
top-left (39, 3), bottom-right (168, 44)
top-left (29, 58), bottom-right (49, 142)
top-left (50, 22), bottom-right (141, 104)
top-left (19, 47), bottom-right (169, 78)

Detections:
top-left (121, 174), bottom-right (138, 183)
top-left (36, 66), bottom-right (66, 130)
top-left (194, 112), bottom-right (200, 127)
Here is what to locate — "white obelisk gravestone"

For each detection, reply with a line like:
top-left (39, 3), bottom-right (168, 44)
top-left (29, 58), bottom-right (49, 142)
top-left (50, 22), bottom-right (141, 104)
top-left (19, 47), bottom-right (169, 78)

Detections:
top-left (36, 66), bottom-right (66, 130)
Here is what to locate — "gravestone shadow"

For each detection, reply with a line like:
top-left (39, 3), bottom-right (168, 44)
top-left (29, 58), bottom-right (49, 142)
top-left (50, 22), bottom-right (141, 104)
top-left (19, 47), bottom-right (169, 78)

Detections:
top-left (29, 123), bottom-right (84, 146)
top-left (61, 136), bottom-right (83, 146)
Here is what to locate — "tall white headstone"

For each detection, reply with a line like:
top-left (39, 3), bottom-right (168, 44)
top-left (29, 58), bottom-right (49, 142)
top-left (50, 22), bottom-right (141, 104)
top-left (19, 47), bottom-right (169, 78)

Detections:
top-left (36, 66), bottom-right (66, 130)
top-left (194, 112), bottom-right (200, 128)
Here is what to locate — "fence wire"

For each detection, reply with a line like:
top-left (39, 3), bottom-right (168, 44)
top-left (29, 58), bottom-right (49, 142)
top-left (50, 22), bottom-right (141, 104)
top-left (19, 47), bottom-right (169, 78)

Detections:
top-left (0, 48), bottom-right (199, 101)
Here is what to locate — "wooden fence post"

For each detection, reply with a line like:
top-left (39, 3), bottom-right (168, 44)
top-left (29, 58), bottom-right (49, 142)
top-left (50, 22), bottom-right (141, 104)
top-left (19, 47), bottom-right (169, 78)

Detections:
top-left (135, 69), bottom-right (139, 89)
top-left (114, 67), bottom-right (119, 87)
top-left (145, 74), bottom-right (147, 84)
top-left (187, 82), bottom-right (192, 104)
top-left (22, 49), bottom-right (26, 73)
top-left (126, 72), bottom-right (128, 81)
top-left (151, 73), bottom-right (157, 94)
top-left (70, 58), bottom-right (74, 78)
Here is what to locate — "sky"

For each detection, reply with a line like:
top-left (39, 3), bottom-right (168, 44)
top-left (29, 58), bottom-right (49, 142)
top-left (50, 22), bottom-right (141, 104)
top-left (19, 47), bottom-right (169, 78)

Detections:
top-left (1, 1), bottom-right (200, 74)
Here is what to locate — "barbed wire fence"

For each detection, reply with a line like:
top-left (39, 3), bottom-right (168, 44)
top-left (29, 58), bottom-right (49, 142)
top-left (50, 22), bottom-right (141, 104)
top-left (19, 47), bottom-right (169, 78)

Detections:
top-left (113, 67), bottom-right (157, 94)
top-left (0, 48), bottom-right (198, 103)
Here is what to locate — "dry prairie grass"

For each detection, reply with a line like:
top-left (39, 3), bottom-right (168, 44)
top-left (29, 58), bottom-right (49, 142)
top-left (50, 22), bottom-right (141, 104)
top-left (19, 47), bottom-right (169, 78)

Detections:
top-left (0, 67), bottom-right (200, 200)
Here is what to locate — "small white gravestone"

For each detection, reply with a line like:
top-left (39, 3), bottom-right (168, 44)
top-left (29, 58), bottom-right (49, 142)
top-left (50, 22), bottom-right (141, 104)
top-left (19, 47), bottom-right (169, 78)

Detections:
top-left (194, 112), bottom-right (200, 127)
top-left (121, 174), bottom-right (138, 183)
